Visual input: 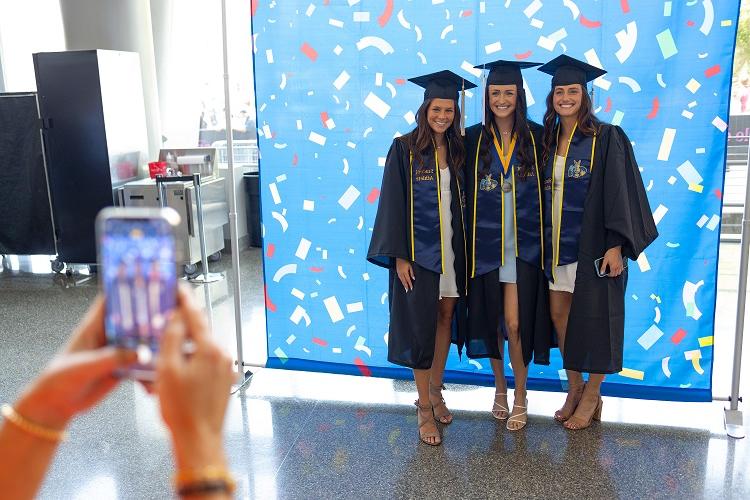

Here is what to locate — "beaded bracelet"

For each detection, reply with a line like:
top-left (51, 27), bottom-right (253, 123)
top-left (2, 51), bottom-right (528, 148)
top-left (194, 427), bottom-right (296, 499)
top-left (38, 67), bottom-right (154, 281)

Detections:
top-left (1, 404), bottom-right (68, 442)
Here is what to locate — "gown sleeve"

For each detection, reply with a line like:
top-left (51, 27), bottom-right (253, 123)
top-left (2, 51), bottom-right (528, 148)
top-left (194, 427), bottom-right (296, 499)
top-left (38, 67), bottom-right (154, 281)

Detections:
top-left (602, 125), bottom-right (659, 260)
top-left (367, 139), bottom-right (410, 269)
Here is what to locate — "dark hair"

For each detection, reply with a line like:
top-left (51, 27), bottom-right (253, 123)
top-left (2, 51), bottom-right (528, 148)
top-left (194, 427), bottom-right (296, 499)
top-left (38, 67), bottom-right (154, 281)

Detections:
top-left (476, 85), bottom-right (536, 180)
top-left (541, 85), bottom-right (601, 166)
top-left (400, 98), bottom-right (465, 175)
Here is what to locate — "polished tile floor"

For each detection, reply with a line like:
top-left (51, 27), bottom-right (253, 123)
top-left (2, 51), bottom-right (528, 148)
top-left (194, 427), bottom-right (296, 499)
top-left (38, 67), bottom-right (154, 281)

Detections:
top-left (0, 246), bottom-right (748, 499)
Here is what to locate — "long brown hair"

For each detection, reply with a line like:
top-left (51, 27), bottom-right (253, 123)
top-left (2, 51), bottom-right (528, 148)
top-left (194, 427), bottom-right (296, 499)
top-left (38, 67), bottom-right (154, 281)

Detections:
top-left (541, 85), bottom-right (601, 166)
top-left (477, 86), bottom-right (535, 179)
top-left (400, 98), bottom-right (465, 175)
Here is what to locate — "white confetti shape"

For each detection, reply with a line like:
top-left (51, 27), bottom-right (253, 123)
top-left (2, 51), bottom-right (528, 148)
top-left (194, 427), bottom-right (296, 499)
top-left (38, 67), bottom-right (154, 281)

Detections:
top-left (269, 183), bottom-right (281, 204)
top-left (614, 21), bottom-right (638, 63)
top-left (280, 73), bottom-right (287, 90)
top-left (583, 49), bottom-right (612, 91)
top-left (325, 118), bottom-right (336, 129)
top-left (346, 302), bottom-right (364, 313)
top-left (337, 266), bottom-right (347, 279)
top-left (637, 324), bottom-right (664, 350)
top-left (706, 214), bottom-right (720, 231)
top-left (305, 3), bottom-right (315, 16)
top-left (683, 280), bottom-right (704, 320)
top-left (291, 288), bottom-right (305, 300)
top-left (333, 70), bottom-right (351, 90)
top-left (273, 263), bottom-right (297, 282)
top-left (303, 200), bottom-right (315, 211)
top-left (290, 305), bottom-right (311, 327)
top-left (329, 18), bottom-right (344, 28)
top-left (662, 357), bottom-right (672, 378)
top-left (362, 273), bottom-right (370, 281)
top-left (485, 41), bottom-right (502, 54)
top-left (333, 45), bottom-right (343, 56)
top-left (286, 334), bottom-right (296, 345)
top-left (266, 49), bottom-right (274, 64)
top-left (524, 0), bottom-right (543, 18)
top-left (686, 78), bottom-right (701, 93)
top-left (461, 60), bottom-right (482, 78)
top-left (342, 158), bottom-right (349, 174)
top-left (712, 116), bottom-right (727, 133)
top-left (354, 336), bottom-right (372, 357)
top-left (682, 110), bottom-right (694, 119)
top-left (295, 238), bottom-right (311, 260)
top-left (652, 204), bottom-right (668, 225)
top-left (636, 252), bottom-right (651, 272)
top-left (375, 72), bottom-right (383, 86)
top-left (700, 0), bottom-right (714, 36)
top-left (353, 11), bottom-right (370, 22)
top-left (530, 18), bottom-right (544, 28)
top-left (347, 325), bottom-right (357, 337)
top-left (364, 92), bottom-right (391, 119)
top-left (308, 131), bottom-right (326, 146)
top-left (440, 24), bottom-right (454, 40)
top-left (338, 185), bottom-right (360, 210)
top-left (404, 111), bottom-right (416, 125)
top-left (657, 128), bottom-right (676, 161)
top-left (296, 120), bottom-right (303, 130)
top-left (618, 76), bottom-right (641, 93)
top-left (356, 36), bottom-right (394, 54)
top-left (538, 28), bottom-right (567, 51)
top-left (323, 296), bottom-right (345, 323)
top-left (271, 211), bottom-right (288, 232)
top-left (677, 160), bottom-right (703, 185)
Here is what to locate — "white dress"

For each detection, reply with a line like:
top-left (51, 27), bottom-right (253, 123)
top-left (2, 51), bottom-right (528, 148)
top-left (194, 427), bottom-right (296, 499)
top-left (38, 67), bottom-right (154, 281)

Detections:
top-left (549, 154), bottom-right (578, 293)
top-left (439, 166), bottom-right (459, 298)
top-left (497, 172), bottom-right (517, 284)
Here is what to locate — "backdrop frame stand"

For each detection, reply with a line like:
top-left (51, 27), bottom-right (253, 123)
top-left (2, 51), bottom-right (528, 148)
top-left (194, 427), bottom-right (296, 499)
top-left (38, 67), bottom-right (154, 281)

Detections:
top-left (724, 135), bottom-right (750, 439)
top-left (220, 0), bottom-right (252, 392)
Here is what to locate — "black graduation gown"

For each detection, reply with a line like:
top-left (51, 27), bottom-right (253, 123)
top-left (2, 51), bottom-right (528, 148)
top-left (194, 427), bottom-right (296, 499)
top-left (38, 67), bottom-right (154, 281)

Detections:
top-left (464, 122), bottom-right (553, 366)
top-left (548, 124), bottom-right (658, 374)
top-left (367, 134), bottom-right (468, 370)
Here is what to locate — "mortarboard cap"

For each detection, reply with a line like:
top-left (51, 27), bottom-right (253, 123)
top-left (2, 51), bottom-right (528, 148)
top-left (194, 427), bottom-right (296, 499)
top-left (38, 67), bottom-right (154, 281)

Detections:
top-left (474, 59), bottom-right (542, 87)
top-left (408, 70), bottom-right (477, 101)
top-left (537, 54), bottom-right (606, 87)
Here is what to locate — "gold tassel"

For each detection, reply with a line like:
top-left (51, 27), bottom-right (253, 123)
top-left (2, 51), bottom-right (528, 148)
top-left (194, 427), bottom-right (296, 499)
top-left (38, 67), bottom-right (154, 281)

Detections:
top-left (460, 79), bottom-right (466, 136)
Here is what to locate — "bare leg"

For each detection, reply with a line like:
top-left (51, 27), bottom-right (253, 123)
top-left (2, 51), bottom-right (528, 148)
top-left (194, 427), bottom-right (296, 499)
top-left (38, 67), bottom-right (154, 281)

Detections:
top-left (490, 356), bottom-right (509, 419)
top-left (414, 368), bottom-right (440, 445)
top-left (503, 283), bottom-right (528, 430)
top-left (550, 290), bottom-right (584, 421)
top-left (564, 373), bottom-right (605, 430)
top-left (429, 297), bottom-right (456, 424)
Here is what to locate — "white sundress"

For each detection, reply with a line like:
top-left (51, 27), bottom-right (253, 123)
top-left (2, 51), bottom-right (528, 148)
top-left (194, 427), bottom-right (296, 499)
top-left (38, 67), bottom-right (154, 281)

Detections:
top-left (438, 166), bottom-right (459, 298)
top-left (549, 154), bottom-right (578, 293)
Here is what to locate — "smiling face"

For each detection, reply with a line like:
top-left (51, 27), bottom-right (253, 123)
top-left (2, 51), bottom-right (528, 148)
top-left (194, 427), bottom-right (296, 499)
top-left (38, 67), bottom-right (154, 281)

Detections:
top-left (426, 98), bottom-right (456, 135)
top-left (487, 84), bottom-right (517, 120)
top-left (553, 84), bottom-right (583, 118)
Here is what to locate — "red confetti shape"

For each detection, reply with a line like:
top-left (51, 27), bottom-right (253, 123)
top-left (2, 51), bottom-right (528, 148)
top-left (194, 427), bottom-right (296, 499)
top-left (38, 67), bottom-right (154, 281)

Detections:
top-left (461, 10), bottom-right (473, 17)
top-left (671, 328), bottom-right (687, 345)
top-left (620, 0), bottom-right (630, 13)
top-left (292, 153), bottom-right (299, 166)
top-left (395, 78), bottom-right (406, 85)
top-left (321, 111), bottom-right (330, 127)
top-left (354, 357), bottom-right (372, 377)
top-left (264, 285), bottom-right (277, 313)
top-left (312, 337), bottom-right (329, 347)
top-left (251, 0), bottom-right (258, 16)
top-left (646, 97), bottom-right (659, 120)
top-left (266, 243), bottom-right (276, 258)
top-left (378, 0), bottom-right (394, 27)
top-left (687, 20), bottom-right (695, 27)
top-left (713, 189), bottom-right (722, 200)
top-left (309, 266), bottom-right (324, 273)
top-left (579, 15), bottom-right (602, 28)
top-left (604, 97), bottom-right (612, 113)
top-left (367, 188), bottom-right (381, 203)
top-left (514, 50), bottom-right (533, 60)
top-left (704, 65), bottom-right (720, 78)
top-left (301, 42), bottom-right (318, 62)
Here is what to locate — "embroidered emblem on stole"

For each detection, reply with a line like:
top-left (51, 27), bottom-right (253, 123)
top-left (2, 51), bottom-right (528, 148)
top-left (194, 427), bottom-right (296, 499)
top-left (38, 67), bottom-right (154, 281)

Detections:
top-left (567, 159), bottom-right (588, 179)
top-left (479, 173), bottom-right (498, 192)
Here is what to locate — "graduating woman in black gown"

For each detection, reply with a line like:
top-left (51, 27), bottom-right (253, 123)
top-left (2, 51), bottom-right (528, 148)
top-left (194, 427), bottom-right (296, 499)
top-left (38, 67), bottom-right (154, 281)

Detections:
top-left (464, 60), bottom-right (551, 431)
top-left (368, 71), bottom-right (475, 445)
top-left (537, 55), bottom-right (658, 430)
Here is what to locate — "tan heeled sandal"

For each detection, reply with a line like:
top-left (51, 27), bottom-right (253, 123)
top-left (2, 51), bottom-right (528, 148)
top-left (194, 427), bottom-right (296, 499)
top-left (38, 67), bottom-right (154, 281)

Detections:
top-left (492, 392), bottom-right (509, 420)
top-left (554, 384), bottom-right (584, 422)
top-left (564, 396), bottom-right (603, 431)
top-left (429, 383), bottom-right (453, 425)
top-left (415, 401), bottom-right (441, 446)
top-left (506, 399), bottom-right (528, 431)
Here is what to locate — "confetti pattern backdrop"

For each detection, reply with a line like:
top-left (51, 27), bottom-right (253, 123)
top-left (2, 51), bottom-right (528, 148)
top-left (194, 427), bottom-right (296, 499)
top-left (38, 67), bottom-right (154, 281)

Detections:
top-left (252, 0), bottom-right (741, 401)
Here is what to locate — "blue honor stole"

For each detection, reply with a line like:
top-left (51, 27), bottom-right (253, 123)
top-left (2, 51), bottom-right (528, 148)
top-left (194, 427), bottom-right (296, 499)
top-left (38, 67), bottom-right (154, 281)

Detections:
top-left (409, 146), bottom-right (466, 275)
top-left (471, 124), bottom-right (543, 278)
top-left (543, 123), bottom-right (597, 279)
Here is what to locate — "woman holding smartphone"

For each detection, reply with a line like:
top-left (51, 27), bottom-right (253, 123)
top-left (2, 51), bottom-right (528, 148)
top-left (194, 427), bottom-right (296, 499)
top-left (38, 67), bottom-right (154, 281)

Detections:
top-left (368, 70), bottom-right (475, 446)
top-left (463, 60), bottom-right (551, 431)
top-left (537, 55), bottom-right (657, 430)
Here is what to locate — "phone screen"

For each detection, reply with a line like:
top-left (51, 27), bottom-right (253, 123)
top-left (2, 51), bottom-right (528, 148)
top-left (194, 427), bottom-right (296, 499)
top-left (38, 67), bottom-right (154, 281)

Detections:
top-left (100, 215), bottom-right (177, 374)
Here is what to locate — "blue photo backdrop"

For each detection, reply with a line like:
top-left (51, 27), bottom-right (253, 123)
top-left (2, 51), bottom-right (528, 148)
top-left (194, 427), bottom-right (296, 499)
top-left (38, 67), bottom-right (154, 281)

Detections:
top-left (252, 0), bottom-right (741, 401)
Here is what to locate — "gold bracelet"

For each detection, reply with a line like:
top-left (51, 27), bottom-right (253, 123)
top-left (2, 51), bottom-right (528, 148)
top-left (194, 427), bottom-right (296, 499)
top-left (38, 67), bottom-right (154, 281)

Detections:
top-left (174, 466), bottom-right (236, 496)
top-left (1, 404), bottom-right (68, 442)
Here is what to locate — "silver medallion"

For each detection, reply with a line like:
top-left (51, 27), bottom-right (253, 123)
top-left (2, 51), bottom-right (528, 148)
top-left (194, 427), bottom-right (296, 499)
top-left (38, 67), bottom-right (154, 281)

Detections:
top-left (502, 181), bottom-right (512, 193)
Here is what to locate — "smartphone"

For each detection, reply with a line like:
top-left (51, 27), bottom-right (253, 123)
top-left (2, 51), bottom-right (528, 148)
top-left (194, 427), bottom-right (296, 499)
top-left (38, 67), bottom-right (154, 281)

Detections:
top-left (594, 256), bottom-right (628, 278)
top-left (96, 207), bottom-right (181, 380)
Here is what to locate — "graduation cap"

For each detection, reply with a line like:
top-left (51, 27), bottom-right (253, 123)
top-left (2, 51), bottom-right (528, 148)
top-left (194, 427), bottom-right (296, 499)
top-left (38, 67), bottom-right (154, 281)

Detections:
top-left (408, 70), bottom-right (477, 135)
top-left (474, 59), bottom-right (542, 87)
top-left (537, 54), bottom-right (607, 87)
top-left (474, 60), bottom-right (542, 125)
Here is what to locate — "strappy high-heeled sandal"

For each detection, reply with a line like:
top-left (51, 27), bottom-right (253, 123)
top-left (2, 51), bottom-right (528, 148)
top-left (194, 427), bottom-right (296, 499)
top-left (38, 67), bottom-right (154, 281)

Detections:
top-left (554, 383), bottom-right (585, 422)
top-left (564, 396), bottom-right (603, 431)
top-left (492, 392), bottom-right (509, 420)
top-left (506, 399), bottom-right (528, 431)
top-left (429, 383), bottom-right (453, 425)
top-left (415, 400), bottom-right (441, 446)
